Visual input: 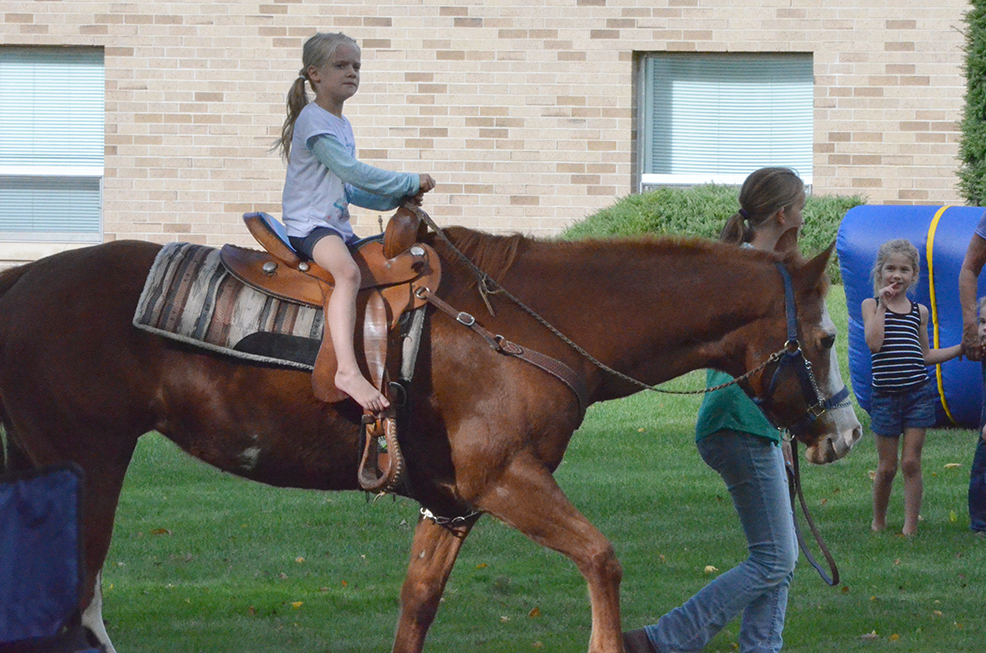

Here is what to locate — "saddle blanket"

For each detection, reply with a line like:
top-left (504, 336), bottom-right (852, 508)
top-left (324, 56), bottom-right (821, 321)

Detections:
top-left (133, 242), bottom-right (322, 370)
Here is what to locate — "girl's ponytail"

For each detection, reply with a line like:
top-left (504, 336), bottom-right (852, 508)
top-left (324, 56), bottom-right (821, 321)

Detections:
top-left (275, 74), bottom-right (309, 161)
top-left (720, 212), bottom-right (752, 245)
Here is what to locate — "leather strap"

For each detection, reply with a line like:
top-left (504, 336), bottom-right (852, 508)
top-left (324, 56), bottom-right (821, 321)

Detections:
top-left (787, 439), bottom-right (840, 585)
top-left (416, 287), bottom-right (588, 418)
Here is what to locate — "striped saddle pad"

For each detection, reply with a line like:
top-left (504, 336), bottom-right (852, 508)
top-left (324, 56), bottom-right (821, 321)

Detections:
top-left (133, 242), bottom-right (323, 370)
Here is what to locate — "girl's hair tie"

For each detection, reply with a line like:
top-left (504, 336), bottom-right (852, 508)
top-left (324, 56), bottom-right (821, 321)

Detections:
top-left (739, 208), bottom-right (751, 220)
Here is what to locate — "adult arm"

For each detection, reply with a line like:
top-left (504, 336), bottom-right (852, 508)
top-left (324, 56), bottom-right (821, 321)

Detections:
top-left (960, 233), bottom-right (986, 361)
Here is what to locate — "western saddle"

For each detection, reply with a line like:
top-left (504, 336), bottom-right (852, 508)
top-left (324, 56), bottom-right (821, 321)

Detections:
top-left (219, 205), bottom-right (441, 494)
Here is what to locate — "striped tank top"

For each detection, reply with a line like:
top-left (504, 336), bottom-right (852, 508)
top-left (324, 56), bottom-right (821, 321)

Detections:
top-left (871, 299), bottom-right (927, 392)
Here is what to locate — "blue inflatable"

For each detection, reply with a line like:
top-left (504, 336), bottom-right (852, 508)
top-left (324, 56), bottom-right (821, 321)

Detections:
top-left (837, 205), bottom-right (986, 427)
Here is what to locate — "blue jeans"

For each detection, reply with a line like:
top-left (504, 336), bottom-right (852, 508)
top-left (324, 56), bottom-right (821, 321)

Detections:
top-left (971, 435), bottom-right (986, 532)
top-left (644, 432), bottom-right (798, 653)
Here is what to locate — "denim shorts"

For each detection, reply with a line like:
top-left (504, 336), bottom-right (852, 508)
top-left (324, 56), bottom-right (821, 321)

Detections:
top-left (869, 381), bottom-right (936, 437)
top-left (288, 226), bottom-right (356, 260)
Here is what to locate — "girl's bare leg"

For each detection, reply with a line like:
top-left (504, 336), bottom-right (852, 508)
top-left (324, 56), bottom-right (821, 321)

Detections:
top-left (311, 235), bottom-right (390, 413)
top-left (900, 427), bottom-right (926, 535)
top-left (872, 434), bottom-right (899, 532)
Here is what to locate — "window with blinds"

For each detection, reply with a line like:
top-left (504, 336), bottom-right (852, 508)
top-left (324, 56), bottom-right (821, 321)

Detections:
top-left (638, 52), bottom-right (813, 190)
top-left (0, 47), bottom-right (104, 242)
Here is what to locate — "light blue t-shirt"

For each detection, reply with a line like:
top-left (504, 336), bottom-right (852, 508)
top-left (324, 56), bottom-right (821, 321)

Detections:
top-left (281, 103), bottom-right (419, 242)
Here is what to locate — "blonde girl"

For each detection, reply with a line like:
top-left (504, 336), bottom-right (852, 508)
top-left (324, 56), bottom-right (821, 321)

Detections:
top-left (275, 33), bottom-right (435, 413)
top-left (862, 239), bottom-right (962, 535)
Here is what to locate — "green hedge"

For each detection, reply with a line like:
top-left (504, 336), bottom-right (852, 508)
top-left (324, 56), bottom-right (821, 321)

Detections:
top-left (959, 0), bottom-right (986, 204)
top-left (561, 184), bottom-right (865, 283)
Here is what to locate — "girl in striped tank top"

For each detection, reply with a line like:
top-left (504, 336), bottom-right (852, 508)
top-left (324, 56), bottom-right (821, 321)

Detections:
top-left (862, 239), bottom-right (963, 535)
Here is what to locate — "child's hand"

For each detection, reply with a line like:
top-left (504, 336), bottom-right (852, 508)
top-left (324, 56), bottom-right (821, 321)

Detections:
top-left (981, 423), bottom-right (986, 443)
top-left (878, 283), bottom-right (899, 306)
top-left (418, 174), bottom-right (436, 193)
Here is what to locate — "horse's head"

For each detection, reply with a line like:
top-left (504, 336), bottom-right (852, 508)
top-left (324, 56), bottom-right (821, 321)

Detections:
top-left (750, 242), bottom-right (862, 464)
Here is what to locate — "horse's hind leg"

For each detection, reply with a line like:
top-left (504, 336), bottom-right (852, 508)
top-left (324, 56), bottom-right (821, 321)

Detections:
top-left (473, 454), bottom-right (624, 653)
top-left (392, 513), bottom-right (478, 653)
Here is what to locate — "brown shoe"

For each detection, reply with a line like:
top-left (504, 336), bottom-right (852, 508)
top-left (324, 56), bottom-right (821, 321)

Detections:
top-left (623, 628), bottom-right (658, 653)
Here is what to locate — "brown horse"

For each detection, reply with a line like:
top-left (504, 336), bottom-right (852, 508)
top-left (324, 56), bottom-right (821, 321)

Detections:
top-left (0, 228), bottom-right (860, 653)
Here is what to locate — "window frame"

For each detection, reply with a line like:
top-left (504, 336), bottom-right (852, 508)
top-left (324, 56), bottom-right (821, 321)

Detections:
top-left (635, 51), bottom-right (814, 192)
top-left (0, 46), bottom-right (105, 244)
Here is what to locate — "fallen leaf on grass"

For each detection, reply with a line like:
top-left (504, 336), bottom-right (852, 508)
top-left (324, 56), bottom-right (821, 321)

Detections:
top-left (528, 607), bottom-right (541, 618)
top-left (944, 463), bottom-right (962, 469)
top-left (860, 631), bottom-right (879, 641)
top-left (150, 528), bottom-right (172, 536)
top-left (704, 565), bottom-right (718, 574)
top-left (290, 601), bottom-right (303, 609)
top-left (889, 633), bottom-right (899, 641)
top-left (868, 470), bottom-right (876, 480)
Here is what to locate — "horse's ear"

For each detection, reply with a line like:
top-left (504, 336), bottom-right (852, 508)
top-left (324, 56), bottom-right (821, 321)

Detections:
top-left (801, 239), bottom-right (836, 287)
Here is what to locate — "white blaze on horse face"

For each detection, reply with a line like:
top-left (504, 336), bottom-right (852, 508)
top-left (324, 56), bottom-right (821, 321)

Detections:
top-left (806, 307), bottom-right (863, 464)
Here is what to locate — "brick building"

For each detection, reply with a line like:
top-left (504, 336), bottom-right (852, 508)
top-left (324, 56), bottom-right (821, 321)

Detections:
top-left (0, 0), bottom-right (973, 264)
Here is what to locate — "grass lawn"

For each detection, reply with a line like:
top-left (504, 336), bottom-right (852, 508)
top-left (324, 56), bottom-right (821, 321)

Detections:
top-left (101, 286), bottom-right (986, 652)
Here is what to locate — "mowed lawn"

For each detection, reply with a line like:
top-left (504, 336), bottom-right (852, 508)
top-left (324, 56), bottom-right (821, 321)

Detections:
top-left (102, 287), bottom-right (985, 652)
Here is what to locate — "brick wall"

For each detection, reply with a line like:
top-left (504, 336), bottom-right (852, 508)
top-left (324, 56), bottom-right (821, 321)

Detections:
top-left (0, 0), bottom-right (972, 257)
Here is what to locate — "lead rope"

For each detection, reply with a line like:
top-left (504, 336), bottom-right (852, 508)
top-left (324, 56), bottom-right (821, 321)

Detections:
top-left (787, 438), bottom-right (840, 585)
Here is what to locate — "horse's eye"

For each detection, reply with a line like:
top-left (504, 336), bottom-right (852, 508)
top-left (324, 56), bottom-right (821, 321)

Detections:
top-left (821, 334), bottom-right (836, 350)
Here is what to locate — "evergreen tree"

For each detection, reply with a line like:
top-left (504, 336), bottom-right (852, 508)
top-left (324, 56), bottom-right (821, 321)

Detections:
top-left (959, 0), bottom-right (986, 204)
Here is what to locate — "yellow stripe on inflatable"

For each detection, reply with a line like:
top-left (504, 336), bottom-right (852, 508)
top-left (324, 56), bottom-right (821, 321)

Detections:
top-left (926, 205), bottom-right (956, 425)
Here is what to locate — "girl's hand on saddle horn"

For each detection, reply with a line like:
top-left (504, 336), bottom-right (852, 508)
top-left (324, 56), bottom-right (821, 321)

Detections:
top-left (418, 174), bottom-right (436, 193)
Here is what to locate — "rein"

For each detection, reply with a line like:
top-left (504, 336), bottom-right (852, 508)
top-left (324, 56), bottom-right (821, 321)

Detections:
top-left (407, 204), bottom-right (847, 428)
top-left (406, 204), bottom-right (768, 396)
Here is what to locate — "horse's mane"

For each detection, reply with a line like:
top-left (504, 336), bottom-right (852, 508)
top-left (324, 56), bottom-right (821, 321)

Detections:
top-left (433, 226), bottom-right (811, 286)
top-left (433, 227), bottom-right (527, 282)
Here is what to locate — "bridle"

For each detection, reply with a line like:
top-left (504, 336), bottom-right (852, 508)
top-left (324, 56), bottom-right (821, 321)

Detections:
top-left (754, 263), bottom-right (852, 439)
top-left (753, 262), bottom-right (851, 586)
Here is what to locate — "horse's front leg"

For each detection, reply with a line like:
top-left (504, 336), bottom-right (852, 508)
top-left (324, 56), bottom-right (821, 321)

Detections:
top-left (392, 511), bottom-right (478, 653)
top-left (473, 453), bottom-right (624, 653)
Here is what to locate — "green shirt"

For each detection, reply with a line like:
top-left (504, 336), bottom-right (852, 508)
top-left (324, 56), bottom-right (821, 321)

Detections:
top-left (695, 369), bottom-right (782, 443)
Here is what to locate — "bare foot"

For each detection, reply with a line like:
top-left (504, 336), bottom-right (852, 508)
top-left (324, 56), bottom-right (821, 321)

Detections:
top-left (335, 368), bottom-right (390, 414)
top-left (871, 520), bottom-right (886, 533)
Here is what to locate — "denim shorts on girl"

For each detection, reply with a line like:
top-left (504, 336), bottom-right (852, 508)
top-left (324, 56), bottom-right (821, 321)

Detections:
top-left (869, 381), bottom-right (936, 437)
top-left (288, 226), bottom-right (358, 260)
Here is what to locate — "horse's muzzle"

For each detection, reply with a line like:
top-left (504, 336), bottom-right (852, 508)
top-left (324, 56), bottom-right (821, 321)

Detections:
top-left (805, 424), bottom-right (862, 464)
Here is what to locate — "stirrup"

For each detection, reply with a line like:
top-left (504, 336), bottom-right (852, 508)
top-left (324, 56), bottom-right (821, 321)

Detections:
top-left (357, 412), bottom-right (405, 493)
